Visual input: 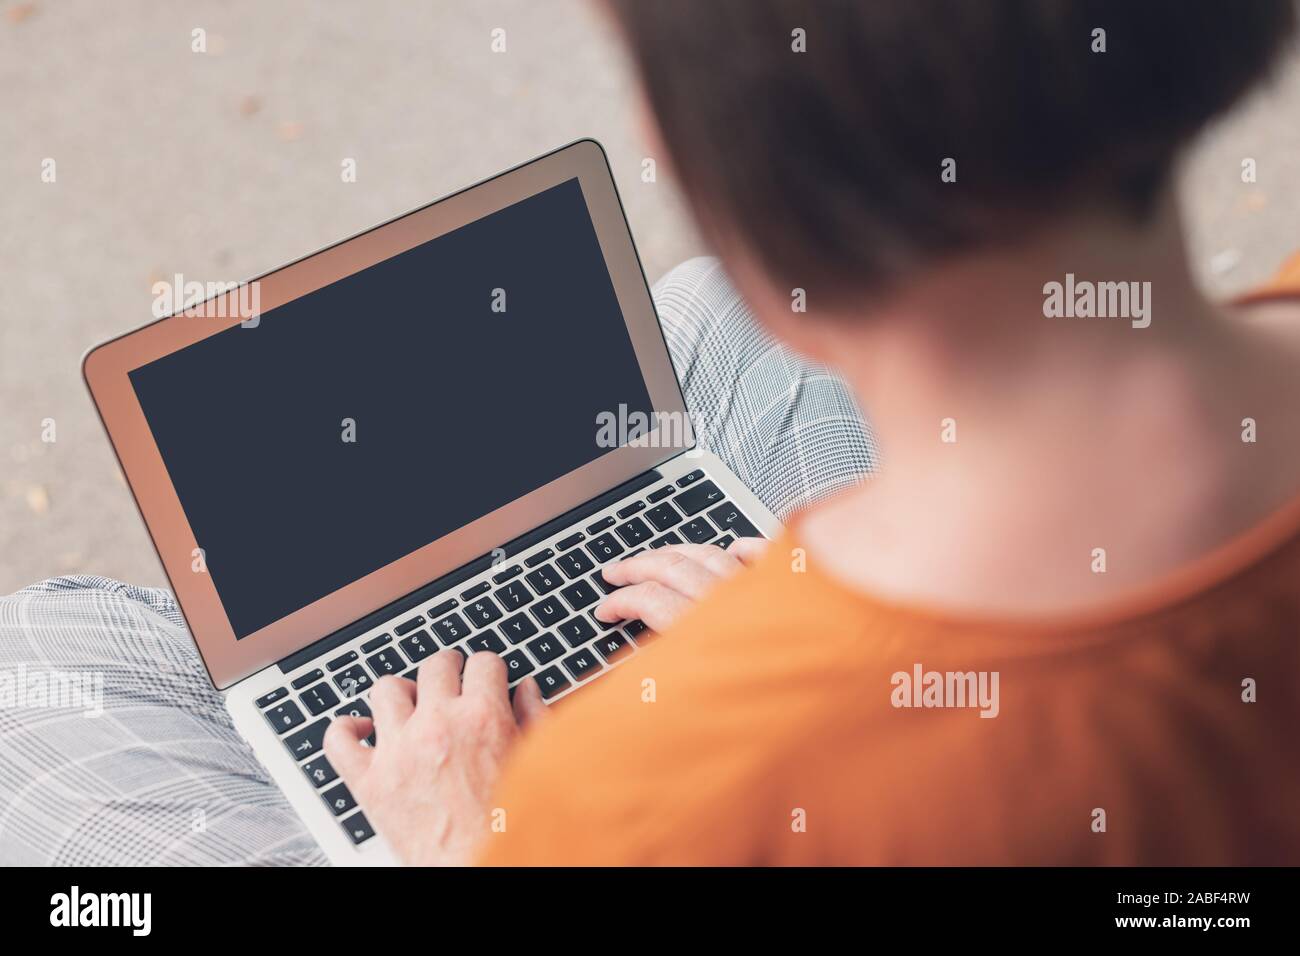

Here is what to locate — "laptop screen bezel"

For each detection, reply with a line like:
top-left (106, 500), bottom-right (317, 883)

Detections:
top-left (82, 139), bottom-right (692, 690)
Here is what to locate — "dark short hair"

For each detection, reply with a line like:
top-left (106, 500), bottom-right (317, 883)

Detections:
top-left (607, 0), bottom-right (1296, 301)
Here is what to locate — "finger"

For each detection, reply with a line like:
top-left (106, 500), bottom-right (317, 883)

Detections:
top-left (370, 674), bottom-right (416, 732)
top-left (461, 651), bottom-right (510, 708)
top-left (726, 536), bottom-right (770, 565)
top-left (593, 580), bottom-right (693, 632)
top-left (324, 716), bottom-right (375, 780)
top-left (419, 647), bottom-right (466, 699)
top-left (647, 542), bottom-right (745, 579)
top-left (600, 548), bottom-right (723, 599)
top-left (512, 677), bottom-right (548, 730)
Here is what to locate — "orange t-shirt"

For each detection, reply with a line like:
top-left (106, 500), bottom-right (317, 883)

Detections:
top-left (478, 282), bottom-right (1300, 867)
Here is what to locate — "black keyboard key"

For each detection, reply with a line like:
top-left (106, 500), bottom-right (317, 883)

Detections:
top-left (557, 531), bottom-right (585, 550)
top-left (467, 632), bottom-right (507, 655)
top-left (284, 718), bottom-right (330, 760)
top-left (333, 665), bottom-right (373, 697)
top-left (394, 616), bottom-right (425, 637)
top-left (615, 517), bottom-right (652, 546)
top-left (322, 782), bottom-right (357, 817)
top-left (427, 598), bottom-right (458, 618)
top-left (649, 531), bottom-right (683, 549)
top-left (256, 687), bottom-right (288, 708)
top-left (343, 811), bottom-right (375, 845)
top-left (264, 700), bottom-right (306, 734)
top-left (616, 501), bottom-right (645, 519)
top-left (503, 649), bottom-right (535, 683)
top-left (674, 480), bottom-right (725, 516)
top-left (495, 580), bottom-right (533, 611)
top-left (432, 612), bottom-right (471, 645)
top-left (326, 650), bottom-right (358, 672)
top-left (291, 669), bottom-right (324, 690)
top-left (644, 501), bottom-right (682, 532)
top-left (530, 595), bottom-right (567, 628)
top-left (525, 633), bottom-right (566, 665)
top-left (334, 699), bottom-right (371, 720)
top-left (464, 596), bottom-right (503, 627)
top-left (524, 548), bottom-right (555, 568)
top-left (300, 683), bottom-right (340, 716)
top-left (500, 611), bottom-right (539, 644)
top-left (399, 629), bottom-right (437, 662)
top-left (360, 634), bottom-right (391, 653)
top-left (367, 648), bottom-right (406, 678)
top-left (557, 615), bottom-right (597, 648)
top-left (707, 503), bottom-right (761, 538)
top-left (586, 515), bottom-right (615, 534)
top-left (535, 666), bottom-right (571, 700)
top-left (556, 548), bottom-right (595, 579)
top-left (676, 469), bottom-right (705, 488)
top-left (715, 534), bottom-right (735, 549)
top-left (560, 579), bottom-right (599, 612)
top-left (303, 755), bottom-right (337, 788)
top-left (647, 485), bottom-right (674, 503)
top-left (460, 581), bottom-right (490, 601)
top-left (492, 564), bottom-right (522, 584)
top-left (680, 517), bottom-right (717, 543)
top-left (562, 647), bottom-right (604, 682)
top-left (524, 564), bottom-right (563, 595)
top-left (624, 619), bottom-right (651, 643)
top-left (404, 667), bottom-right (419, 681)
top-left (586, 533), bottom-right (625, 563)
top-left (593, 631), bottom-right (634, 664)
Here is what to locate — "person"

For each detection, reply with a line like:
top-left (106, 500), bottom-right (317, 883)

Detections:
top-left (1, 0), bottom-right (1296, 867)
top-left (322, 0), bottom-right (1300, 865)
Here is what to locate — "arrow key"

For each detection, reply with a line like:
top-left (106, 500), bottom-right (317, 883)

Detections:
top-left (302, 755), bottom-right (337, 789)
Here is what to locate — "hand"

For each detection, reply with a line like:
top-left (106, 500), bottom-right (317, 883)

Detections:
top-left (323, 650), bottom-right (546, 866)
top-left (593, 539), bottom-right (769, 632)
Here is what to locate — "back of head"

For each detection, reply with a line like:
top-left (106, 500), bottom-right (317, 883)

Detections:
top-left (607, 0), bottom-right (1297, 303)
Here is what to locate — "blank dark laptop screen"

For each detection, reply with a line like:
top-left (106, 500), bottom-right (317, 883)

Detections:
top-left (129, 177), bottom-right (655, 639)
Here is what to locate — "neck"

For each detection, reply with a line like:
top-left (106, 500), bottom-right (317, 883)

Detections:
top-left (845, 202), bottom-right (1228, 472)
top-left (796, 202), bottom-right (1300, 613)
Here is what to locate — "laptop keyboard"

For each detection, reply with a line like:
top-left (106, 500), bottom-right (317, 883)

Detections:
top-left (255, 467), bottom-right (764, 848)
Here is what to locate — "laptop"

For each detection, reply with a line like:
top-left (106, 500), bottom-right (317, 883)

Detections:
top-left (83, 139), bottom-right (780, 865)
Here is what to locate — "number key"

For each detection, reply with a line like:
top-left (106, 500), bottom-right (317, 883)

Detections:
top-left (399, 629), bottom-right (437, 663)
top-left (585, 533), bottom-right (625, 563)
top-left (524, 564), bottom-right (563, 595)
top-left (300, 683), bottom-right (340, 716)
top-left (556, 548), bottom-right (595, 579)
top-left (464, 597), bottom-right (503, 627)
top-left (432, 612), bottom-right (471, 645)
top-left (367, 648), bottom-right (406, 678)
top-left (495, 580), bottom-right (533, 611)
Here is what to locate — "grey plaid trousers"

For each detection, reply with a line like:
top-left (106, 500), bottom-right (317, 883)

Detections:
top-left (0, 258), bottom-right (877, 865)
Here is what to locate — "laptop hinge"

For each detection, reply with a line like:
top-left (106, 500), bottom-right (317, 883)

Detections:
top-left (276, 467), bottom-right (664, 673)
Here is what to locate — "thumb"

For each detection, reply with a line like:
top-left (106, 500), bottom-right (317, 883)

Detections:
top-left (512, 677), bottom-right (548, 731)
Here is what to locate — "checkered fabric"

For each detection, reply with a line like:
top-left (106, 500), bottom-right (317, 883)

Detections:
top-left (0, 257), bottom-right (876, 865)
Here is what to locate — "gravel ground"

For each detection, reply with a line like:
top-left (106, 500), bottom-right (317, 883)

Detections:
top-left (2, 0), bottom-right (1298, 593)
